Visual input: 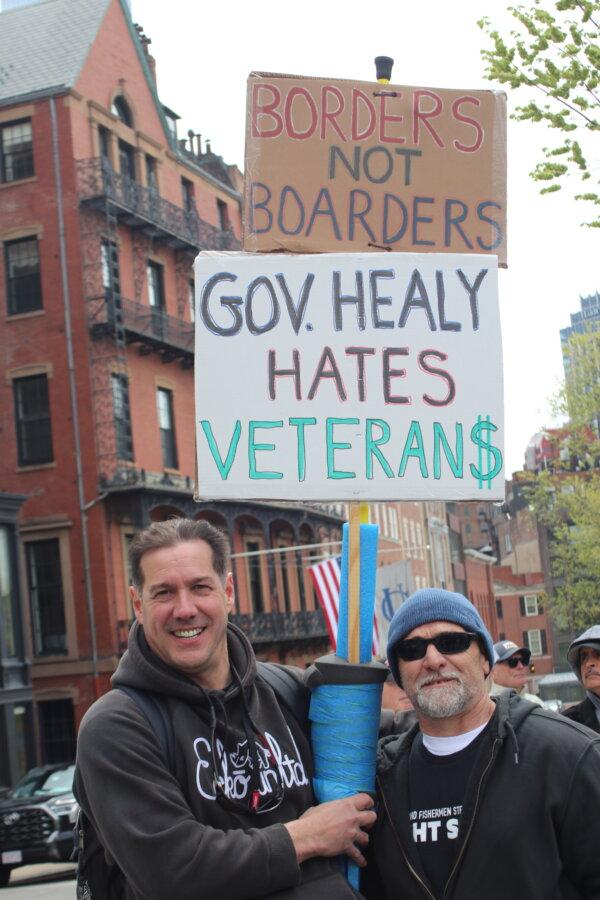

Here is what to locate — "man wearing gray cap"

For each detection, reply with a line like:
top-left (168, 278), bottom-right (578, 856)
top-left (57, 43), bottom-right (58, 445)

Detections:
top-left (563, 625), bottom-right (600, 734)
top-left (364, 588), bottom-right (600, 900)
top-left (490, 639), bottom-right (543, 706)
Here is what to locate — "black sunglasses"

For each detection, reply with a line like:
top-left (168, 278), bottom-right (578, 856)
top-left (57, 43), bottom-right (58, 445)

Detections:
top-left (505, 654), bottom-right (530, 669)
top-left (396, 631), bottom-right (478, 661)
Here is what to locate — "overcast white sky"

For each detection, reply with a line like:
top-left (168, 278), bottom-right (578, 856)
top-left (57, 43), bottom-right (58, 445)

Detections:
top-left (136, 0), bottom-right (598, 477)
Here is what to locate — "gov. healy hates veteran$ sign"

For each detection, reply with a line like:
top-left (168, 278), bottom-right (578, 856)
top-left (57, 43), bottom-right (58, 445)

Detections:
top-left (194, 251), bottom-right (504, 502)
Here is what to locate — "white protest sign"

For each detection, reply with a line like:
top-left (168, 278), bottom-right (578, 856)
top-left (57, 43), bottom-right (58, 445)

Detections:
top-left (194, 251), bottom-right (503, 501)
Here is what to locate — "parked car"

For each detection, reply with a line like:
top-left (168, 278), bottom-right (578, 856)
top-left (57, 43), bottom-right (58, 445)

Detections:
top-left (0, 762), bottom-right (77, 887)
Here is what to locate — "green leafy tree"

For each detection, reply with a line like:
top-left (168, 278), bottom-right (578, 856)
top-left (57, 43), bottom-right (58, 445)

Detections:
top-left (479, 0), bottom-right (600, 226)
top-left (522, 330), bottom-right (600, 631)
top-left (561, 329), bottom-right (600, 429)
top-left (525, 467), bottom-right (600, 630)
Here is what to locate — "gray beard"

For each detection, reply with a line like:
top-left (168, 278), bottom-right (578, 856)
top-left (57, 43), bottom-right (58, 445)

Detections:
top-left (412, 674), bottom-right (474, 718)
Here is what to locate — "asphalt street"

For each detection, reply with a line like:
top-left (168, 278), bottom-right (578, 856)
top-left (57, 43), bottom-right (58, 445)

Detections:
top-left (1, 864), bottom-right (76, 897)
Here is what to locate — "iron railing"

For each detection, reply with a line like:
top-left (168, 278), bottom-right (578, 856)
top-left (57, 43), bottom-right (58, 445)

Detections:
top-left (230, 610), bottom-right (328, 644)
top-left (99, 466), bottom-right (194, 492)
top-left (76, 157), bottom-right (240, 251)
top-left (117, 610), bottom-right (328, 653)
top-left (88, 293), bottom-right (194, 358)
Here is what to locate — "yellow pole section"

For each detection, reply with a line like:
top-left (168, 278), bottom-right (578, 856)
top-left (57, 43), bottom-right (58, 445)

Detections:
top-left (348, 503), bottom-right (362, 663)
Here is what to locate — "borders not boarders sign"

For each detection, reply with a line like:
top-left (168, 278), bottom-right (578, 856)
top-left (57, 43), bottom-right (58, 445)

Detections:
top-left (244, 73), bottom-right (507, 265)
top-left (194, 251), bottom-right (504, 501)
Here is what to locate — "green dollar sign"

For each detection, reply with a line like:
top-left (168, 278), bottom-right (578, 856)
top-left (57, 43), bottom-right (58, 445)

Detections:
top-left (470, 415), bottom-right (503, 489)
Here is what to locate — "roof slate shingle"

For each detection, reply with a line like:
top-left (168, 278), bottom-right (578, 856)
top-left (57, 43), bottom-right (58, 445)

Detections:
top-left (0, 0), bottom-right (111, 105)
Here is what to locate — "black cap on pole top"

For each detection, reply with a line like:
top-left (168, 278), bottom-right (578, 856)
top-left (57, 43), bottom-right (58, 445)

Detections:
top-left (375, 56), bottom-right (394, 84)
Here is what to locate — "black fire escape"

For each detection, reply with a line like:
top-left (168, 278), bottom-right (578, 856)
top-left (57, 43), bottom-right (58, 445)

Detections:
top-left (77, 157), bottom-right (240, 368)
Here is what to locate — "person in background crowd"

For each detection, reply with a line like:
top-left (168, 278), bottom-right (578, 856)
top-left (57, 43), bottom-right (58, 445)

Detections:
top-left (380, 671), bottom-right (418, 736)
top-left (490, 639), bottom-right (543, 706)
top-left (563, 625), bottom-right (600, 734)
top-left (75, 518), bottom-right (374, 900)
top-left (364, 588), bottom-right (600, 900)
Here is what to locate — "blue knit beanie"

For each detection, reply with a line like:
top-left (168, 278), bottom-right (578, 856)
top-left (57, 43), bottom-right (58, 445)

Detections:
top-left (387, 588), bottom-right (494, 686)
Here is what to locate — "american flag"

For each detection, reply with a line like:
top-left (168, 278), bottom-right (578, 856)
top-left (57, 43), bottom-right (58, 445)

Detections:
top-left (309, 556), bottom-right (381, 657)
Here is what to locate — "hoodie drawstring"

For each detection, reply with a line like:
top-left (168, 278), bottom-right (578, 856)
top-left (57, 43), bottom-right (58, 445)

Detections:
top-left (505, 719), bottom-right (519, 765)
top-left (230, 664), bottom-right (273, 811)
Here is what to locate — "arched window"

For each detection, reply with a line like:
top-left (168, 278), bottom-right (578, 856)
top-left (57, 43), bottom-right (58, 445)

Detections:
top-left (111, 96), bottom-right (133, 127)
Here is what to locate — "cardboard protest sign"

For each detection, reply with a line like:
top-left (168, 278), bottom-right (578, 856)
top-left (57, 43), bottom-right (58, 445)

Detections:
top-left (194, 250), bottom-right (504, 502)
top-left (244, 73), bottom-right (507, 265)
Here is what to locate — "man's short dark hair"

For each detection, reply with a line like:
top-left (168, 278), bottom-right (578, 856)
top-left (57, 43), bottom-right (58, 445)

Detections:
top-left (129, 518), bottom-right (230, 590)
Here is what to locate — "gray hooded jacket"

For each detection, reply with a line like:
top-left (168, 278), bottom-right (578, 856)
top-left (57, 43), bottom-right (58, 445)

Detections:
top-left (74, 621), bottom-right (360, 900)
top-left (364, 692), bottom-right (600, 899)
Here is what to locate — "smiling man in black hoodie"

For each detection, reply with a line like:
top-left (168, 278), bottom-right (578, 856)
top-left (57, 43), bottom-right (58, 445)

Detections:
top-left (74, 518), bottom-right (374, 900)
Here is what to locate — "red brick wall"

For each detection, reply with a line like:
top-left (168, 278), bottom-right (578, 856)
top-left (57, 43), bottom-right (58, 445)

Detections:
top-left (465, 556), bottom-right (497, 639)
top-left (495, 591), bottom-right (553, 675)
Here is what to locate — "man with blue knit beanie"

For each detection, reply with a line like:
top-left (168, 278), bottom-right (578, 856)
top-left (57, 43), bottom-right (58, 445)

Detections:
top-left (364, 588), bottom-right (600, 900)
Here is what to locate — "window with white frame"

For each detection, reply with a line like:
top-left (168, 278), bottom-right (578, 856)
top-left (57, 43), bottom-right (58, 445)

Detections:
top-left (384, 506), bottom-right (391, 539)
top-left (522, 595), bottom-right (539, 616)
top-left (409, 520), bottom-right (416, 557)
top-left (389, 507), bottom-right (399, 541)
top-left (416, 522), bottom-right (424, 559)
top-left (156, 387), bottom-right (178, 469)
top-left (527, 629), bottom-right (543, 656)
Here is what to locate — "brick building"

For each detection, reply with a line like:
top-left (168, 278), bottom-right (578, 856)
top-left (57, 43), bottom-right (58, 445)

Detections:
top-left (452, 500), bottom-right (496, 553)
top-left (0, 0), bottom-right (340, 772)
top-left (374, 500), bottom-right (454, 593)
top-left (464, 549), bottom-right (497, 640)
top-left (493, 567), bottom-right (554, 681)
top-left (495, 479), bottom-right (542, 575)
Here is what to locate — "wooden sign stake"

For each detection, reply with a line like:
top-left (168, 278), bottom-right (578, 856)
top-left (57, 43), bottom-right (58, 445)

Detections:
top-left (347, 501), bottom-right (370, 664)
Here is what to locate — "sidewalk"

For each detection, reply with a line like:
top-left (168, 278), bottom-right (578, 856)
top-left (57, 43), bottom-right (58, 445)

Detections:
top-left (9, 863), bottom-right (75, 884)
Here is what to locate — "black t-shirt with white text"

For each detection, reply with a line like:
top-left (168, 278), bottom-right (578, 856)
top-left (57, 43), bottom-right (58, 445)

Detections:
top-left (408, 727), bottom-right (490, 898)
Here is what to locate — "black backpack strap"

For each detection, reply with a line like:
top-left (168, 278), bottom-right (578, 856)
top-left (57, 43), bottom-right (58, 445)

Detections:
top-left (256, 661), bottom-right (310, 735)
top-left (115, 686), bottom-right (176, 773)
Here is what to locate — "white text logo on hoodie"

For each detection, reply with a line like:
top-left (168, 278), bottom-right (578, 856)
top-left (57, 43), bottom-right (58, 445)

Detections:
top-left (193, 726), bottom-right (309, 810)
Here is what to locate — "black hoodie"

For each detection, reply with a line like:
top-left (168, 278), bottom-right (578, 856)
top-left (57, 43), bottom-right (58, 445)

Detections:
top-left (364, 692), bottom-right (600, 900)
top-left (74, 621), bottom-right (360, 900)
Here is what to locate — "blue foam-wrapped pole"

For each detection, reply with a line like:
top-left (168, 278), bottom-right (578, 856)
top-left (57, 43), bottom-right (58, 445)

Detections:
top-left (336, 522), bottom-right (379, 664)
top-left (309, 517), bottom-right (381, 888)
top-left (310, 682), bottom-right (383, 888)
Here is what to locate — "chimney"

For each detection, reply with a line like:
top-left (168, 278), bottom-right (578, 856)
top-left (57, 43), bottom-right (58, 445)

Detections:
top-left (134, 24), bottom-right (157, 85)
